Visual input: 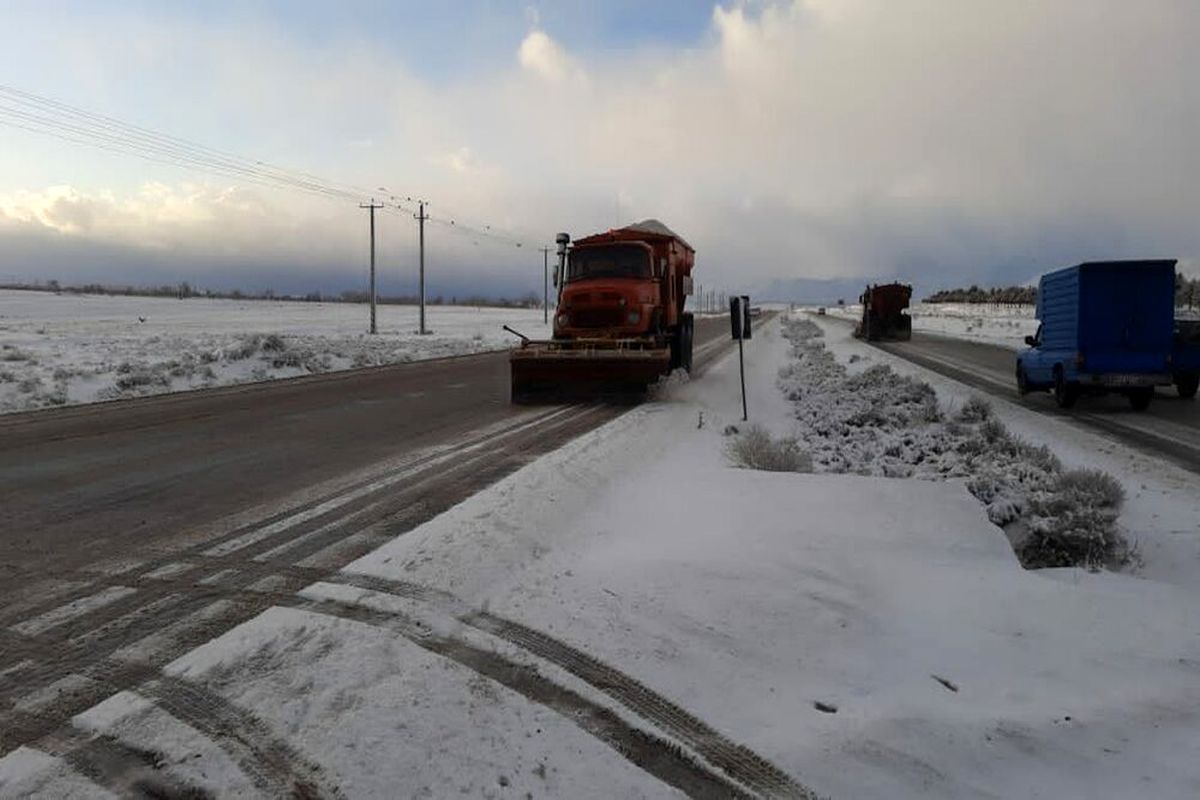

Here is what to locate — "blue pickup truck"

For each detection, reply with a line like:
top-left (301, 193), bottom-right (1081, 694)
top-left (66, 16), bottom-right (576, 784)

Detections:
top-left (1016, 260), bottom-right (1177, 410)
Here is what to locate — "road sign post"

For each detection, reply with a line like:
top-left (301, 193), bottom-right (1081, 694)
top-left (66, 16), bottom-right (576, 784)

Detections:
top-left (730, 295), bottom-right (752, 421)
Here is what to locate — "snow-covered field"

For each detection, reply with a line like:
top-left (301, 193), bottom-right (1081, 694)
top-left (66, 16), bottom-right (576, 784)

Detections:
top-left (0, 290), bottom-right (550, 413)
top-left (5, 312), bottom-right (1199, 798)
top-left (826, 302), bottom-right (1037, 349)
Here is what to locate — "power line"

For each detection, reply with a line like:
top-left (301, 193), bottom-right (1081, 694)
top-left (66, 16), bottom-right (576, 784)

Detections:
top-left (0, 82), bottom-right (558, 271)
top-left (0, 84), bottom-right (370, 201)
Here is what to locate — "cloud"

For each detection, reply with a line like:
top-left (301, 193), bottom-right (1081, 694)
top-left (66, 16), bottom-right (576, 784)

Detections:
top-left (2, 1), bottom-right (1199, 298)
top-left (517, 29), bottom-right (585, 84)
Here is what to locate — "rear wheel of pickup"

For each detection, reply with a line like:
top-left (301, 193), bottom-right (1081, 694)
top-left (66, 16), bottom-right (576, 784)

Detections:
top-left (1128, 387), bottom-right (1154, 411)
top-left (1053, 367), bottom-right (1078, 409)
top-left (1016, 364), bottom-right (1030, 396)
top-left (1176, 373), bottom-right (1199, 400)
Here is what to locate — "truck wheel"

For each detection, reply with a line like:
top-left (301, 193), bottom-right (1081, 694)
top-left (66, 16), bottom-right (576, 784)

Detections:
top-left (1016, 364), bottom-right (1030, 396)
top-left (669, 325), bottom-right (684, 371)
top-left (1128, 387), bottom-right (1154, 411)
top-left (1053, 367), bottom-right (1078, 409)
top-left (681, 313), bottom-right (694, 373)
top-left (1176, 373), bottom-right (1199, 400)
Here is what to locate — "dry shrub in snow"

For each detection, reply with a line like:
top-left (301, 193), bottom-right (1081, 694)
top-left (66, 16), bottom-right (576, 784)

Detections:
top-left (1021, 469), bottom-right (1129, 569)
top-left (726, 425), bottom-right (814, 473)
top-left (778, 315), bottom-right (1130, 569)
top-left (957, 396), bottom-right (993, 423)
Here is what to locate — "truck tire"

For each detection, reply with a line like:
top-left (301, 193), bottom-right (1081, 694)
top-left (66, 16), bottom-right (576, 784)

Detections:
top-left (1128, 387), bottom-right (1154, 411)
top-left (1016, 364), bottom-right (1030, 396)
top-left (1176, 373), bottom-right (1199, 400)
top-left (1053, 367), bottom-right (1078, 409)
top-left (681, 313), bottom-right (694, 373)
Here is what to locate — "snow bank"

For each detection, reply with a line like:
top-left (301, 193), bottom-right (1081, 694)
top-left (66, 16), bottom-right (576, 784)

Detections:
top-left (773, 317), bottom-right (1131, 569)
top-left (0, 290), bottom-right (549, 413)
top-left (810, 313), bottom-right (1200, 594)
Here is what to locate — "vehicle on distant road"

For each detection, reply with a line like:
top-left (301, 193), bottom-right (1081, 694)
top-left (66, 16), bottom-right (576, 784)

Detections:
top-left (508, 219), bottom-right (695, 402)
top-left (1016, 260), bottom-right (1176, 410)
top-left (854, 283), bottom-right (912, 341)
top-left (816, 307), bottom-right (826, 316)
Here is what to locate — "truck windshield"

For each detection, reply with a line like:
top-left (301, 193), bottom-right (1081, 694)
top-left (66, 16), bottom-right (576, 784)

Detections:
top-left (567, 245), bottom-right (650, 281)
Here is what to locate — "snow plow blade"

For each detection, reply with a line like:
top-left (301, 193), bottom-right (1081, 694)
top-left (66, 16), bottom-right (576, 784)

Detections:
top-left (510, 342), bottom-right (671, 404)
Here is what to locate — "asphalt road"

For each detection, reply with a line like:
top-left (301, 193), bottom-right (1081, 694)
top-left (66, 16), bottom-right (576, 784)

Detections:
top-left (825, 317), bottom-right (1200, 475)
top-left (0, 314), bottom-right (742, 758)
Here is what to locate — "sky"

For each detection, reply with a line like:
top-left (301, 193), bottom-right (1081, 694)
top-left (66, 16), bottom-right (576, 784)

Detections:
top-left (1, 0), bottom-right (1198, 300)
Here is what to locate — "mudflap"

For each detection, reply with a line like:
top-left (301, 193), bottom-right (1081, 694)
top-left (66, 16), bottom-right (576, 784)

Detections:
top-left (510, 346), bottom-right (671, 404)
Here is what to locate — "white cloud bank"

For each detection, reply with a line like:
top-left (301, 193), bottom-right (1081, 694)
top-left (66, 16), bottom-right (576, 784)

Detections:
top-left (2, 1), bottom-right (1199, 295)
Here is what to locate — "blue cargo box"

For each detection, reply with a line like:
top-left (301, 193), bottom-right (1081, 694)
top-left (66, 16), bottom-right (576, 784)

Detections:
top-left (1019, 260), bottom-right (1177, 408)
top-left (1033, 260), bottom-right (1176, 379)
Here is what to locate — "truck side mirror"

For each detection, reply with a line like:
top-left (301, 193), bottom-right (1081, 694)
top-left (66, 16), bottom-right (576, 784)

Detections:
top-left (1024, 335), bottom-right (1037, 346)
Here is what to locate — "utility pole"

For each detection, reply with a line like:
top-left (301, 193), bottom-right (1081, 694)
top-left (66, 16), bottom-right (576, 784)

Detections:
top-left (415, 201), bottom-right (428, 335)
top-left (359, 199), bottom-right (383, 334)
top-left (541, 247), bottom-right (551, 325)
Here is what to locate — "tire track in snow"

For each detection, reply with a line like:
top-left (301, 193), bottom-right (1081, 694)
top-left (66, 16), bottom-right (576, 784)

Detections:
top-left (140, 676), bottom-right (342, 800)
top-left (43, 727), bottom-right (215, 800)
top-left (0, 405), bottom-right (576, 634)
top-left (289, 595), bottom-right (751, 800)
top-left (320, 573), bottom-right (816, 799)
top-left (0, 403), bottom-right (619, 790)
top-left (0, 323), bottom-right (750, 786)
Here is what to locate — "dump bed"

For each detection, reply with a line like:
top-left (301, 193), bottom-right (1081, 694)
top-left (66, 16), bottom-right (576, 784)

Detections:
top-left (1037, 260), bottom-right (1175, 373)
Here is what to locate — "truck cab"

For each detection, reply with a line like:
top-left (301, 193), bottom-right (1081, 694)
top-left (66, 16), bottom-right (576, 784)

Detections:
top-left (556, 242), bottom-right (664, 339)
top-left (1016, 260), bottom-right (1176, 410)
top-left (553, 220), bottom-right (695, 370)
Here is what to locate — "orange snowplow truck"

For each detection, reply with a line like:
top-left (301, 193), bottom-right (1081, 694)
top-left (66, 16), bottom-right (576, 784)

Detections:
top-left (509, 219), bottom-right (695, 403)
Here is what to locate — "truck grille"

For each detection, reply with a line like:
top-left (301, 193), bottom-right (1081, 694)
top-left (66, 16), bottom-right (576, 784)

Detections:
top-left (572, 307), bottom-right (625, 328)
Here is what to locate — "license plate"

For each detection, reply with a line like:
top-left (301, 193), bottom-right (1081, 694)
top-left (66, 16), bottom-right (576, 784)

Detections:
top-left (1103, 374), bottom-right (1149, 387)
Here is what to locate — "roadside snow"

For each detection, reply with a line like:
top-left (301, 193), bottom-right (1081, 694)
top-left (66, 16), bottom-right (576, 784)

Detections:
top-left (0, 290), bottom-right (549, 413)
top-left (775, 318), bottom-right (1131, 569)
top-left (0, 747), bottom-right (116, 800)
top-left (162, 605), bottom-right (680, 798)
top-left (810, 314), bottom-right (1200, 593)
top-left (337, 317), bottom-right (1200, 797)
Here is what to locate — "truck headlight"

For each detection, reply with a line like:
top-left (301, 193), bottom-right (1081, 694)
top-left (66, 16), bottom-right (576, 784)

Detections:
top-left (556, 312), bottom-right (569, 326)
